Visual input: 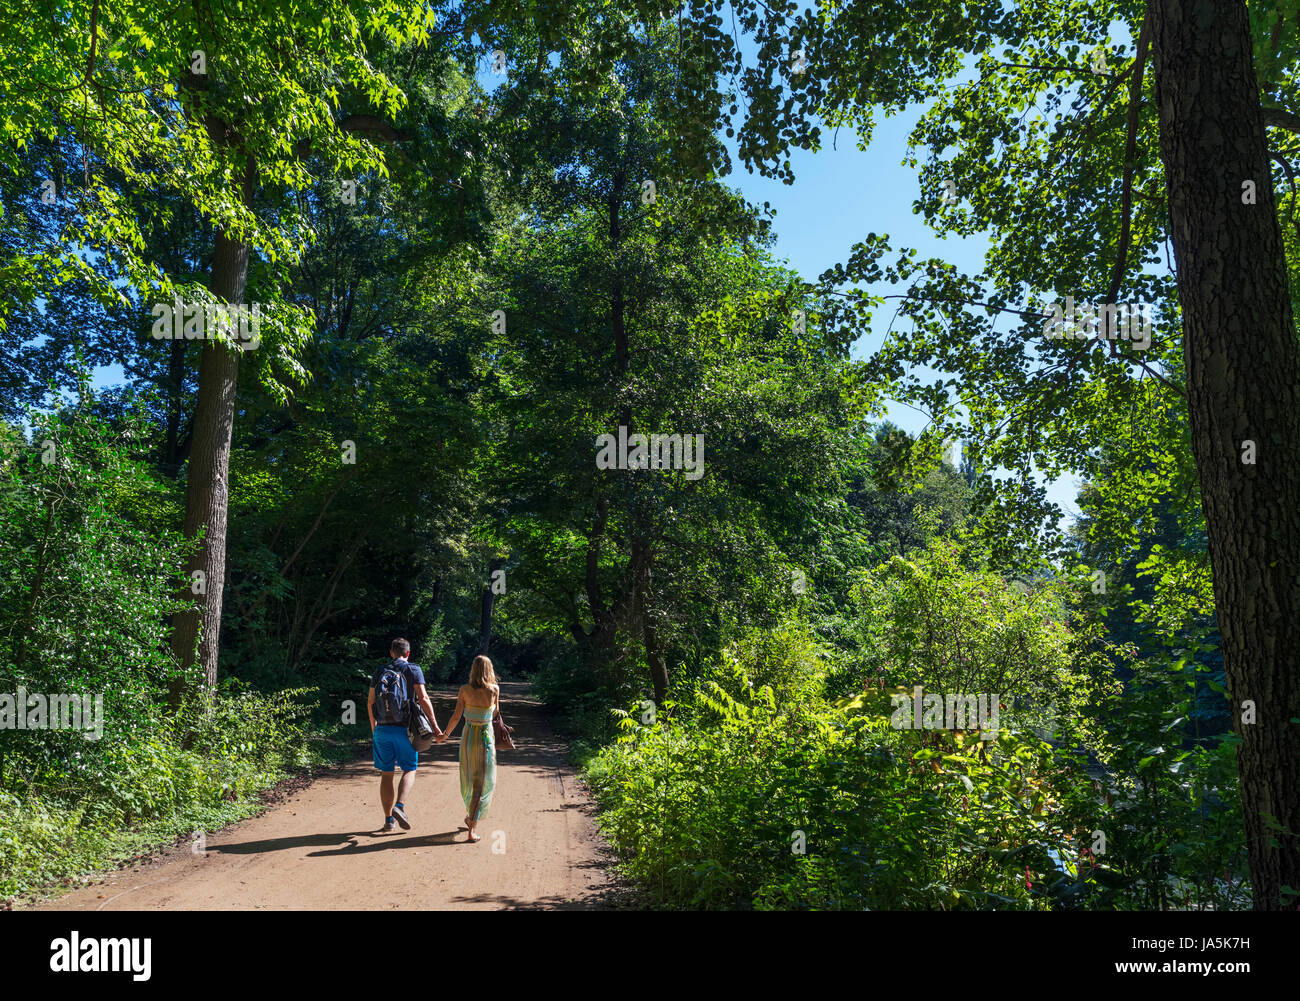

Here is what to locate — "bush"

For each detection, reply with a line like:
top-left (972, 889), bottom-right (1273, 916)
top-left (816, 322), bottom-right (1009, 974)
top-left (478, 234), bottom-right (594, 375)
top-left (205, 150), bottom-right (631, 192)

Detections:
top-left (0, 682), bottom-right (328, 898)
top-left (580, 537), bottom-right (1244, 910)
top-left (585, 641), bottom-right (1092, 909)
top-left (532, 646), bottom-right (635, 750)
top-left (583, 615), bottom-right (1106, 910)
top-left (0, 397), bottom-right (335, 901)
top-left (838, 536), bottom-right (1114, 748)
top-left (0, 400), bottom-right (193, 791)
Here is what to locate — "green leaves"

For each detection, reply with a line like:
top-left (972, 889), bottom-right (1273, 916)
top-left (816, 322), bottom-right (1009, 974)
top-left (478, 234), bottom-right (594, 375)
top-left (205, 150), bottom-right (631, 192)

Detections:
top-left (579, 604), bottom-right (1099, 909)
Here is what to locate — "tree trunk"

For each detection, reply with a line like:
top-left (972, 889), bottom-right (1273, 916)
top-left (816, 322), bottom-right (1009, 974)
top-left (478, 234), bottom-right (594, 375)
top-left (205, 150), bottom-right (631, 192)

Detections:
top-left (584, 494), bottom-right (610, 636)
top-left (168, 160), bottom-right (256, 706)
top-left (609, 168), bottom-right (634, 435)
top-left (1150, 0), bottom-right (1300, 909)
top-left (477, 557), bottom-right (505, 655)
top-left (574, 167), bottom-right (631, 651)
top-left (637, 566), bottom-right (668, 707)
top-left (642, 602), bottom-right (669, 708)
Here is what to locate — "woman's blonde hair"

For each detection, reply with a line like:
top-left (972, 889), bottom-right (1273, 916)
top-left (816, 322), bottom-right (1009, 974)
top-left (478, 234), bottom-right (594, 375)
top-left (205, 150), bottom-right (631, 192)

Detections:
top-left (469, 655), bottom-right (497, 689)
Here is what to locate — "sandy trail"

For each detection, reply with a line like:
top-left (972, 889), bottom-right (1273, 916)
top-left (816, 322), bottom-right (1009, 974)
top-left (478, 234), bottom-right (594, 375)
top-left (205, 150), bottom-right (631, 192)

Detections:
top-left (31, 683), bottom-right (612, 911)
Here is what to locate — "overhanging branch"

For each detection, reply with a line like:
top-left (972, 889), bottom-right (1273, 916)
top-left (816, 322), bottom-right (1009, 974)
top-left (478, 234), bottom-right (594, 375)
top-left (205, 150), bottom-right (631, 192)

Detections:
top-left (1263, 106), bottom-right (1300, 135)
top-left (1103, 6), bottom-right (1151, 362)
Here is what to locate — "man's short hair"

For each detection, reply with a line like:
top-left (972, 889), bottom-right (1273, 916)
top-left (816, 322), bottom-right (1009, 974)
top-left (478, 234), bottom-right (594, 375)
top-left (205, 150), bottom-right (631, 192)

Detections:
top-left (390, 637), bottom-right (411, 657)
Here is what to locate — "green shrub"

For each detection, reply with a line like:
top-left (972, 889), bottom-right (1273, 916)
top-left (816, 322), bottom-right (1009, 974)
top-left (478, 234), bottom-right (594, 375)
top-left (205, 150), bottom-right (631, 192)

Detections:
top-left (580, 535), bottom-right (1245, 910)
top-left (0, 683), bottom-right (328, 898)
top-left (0, 400), bottom-right (336, 900)
top-left (584, 626), bottom-right (1090, 910)
top-left (839, 536), bottom-right (1115, 748)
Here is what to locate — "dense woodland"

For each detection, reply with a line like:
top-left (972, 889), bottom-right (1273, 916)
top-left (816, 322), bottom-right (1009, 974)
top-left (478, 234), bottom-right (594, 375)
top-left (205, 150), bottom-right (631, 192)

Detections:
top-left (1, 1), bottom-right (1298, 909)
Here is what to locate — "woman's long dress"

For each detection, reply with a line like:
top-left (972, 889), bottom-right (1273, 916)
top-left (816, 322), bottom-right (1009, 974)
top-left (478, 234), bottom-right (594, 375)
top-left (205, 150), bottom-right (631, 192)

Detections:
top-left (460, 705), bottom-right (497, 822)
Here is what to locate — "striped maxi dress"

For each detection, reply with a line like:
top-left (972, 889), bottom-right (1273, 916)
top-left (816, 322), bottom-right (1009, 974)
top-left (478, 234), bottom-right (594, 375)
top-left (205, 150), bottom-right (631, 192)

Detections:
top-left (460, 705), bottom-right (497, 821)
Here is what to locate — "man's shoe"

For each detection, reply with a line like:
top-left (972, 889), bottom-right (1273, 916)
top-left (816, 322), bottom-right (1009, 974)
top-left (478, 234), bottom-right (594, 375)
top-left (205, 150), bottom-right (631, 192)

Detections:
top-left (392, 803), bottom-right (411, 830)
top-left (383, 817), bottom-right (397, 833)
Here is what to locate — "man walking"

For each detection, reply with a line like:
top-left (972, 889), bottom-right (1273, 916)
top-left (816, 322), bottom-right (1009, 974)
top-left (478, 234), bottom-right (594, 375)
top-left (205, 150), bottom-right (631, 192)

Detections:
top-left (368, 638), bottom-right (442, 833)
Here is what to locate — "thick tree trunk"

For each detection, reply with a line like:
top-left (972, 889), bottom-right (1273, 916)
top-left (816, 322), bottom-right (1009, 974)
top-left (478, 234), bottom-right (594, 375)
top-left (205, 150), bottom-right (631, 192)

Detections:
top-left (1150, 0), bottom-right (1300, 909)
top-left (168, 161), bottom-right (255, 705)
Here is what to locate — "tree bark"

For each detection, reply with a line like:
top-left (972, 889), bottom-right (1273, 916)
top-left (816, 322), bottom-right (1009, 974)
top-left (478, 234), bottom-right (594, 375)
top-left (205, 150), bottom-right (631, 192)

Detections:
top-left (168, 158), bottom-right (256, 706)
top-left (576, 164), bottom-right (632, 651)
top-left (1150, 0), bottom-right (1300, 909)
top-left (641, 583), bottom-right (669, 708)
top-left (477, 557), bottom-right (506, 655)
top-left (162, 339), bottom-right (187, 475)
top-left (584, 494), bottom-right (610, 633)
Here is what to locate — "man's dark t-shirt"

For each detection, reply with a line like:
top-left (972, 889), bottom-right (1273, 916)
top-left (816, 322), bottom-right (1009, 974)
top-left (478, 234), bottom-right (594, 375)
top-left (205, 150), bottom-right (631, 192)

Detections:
top-left (371, 658), bottom-right (426, 727)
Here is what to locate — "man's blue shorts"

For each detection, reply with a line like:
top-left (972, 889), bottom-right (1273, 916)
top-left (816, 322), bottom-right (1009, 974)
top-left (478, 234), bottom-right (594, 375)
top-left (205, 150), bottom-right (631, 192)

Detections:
top-left (373, 725), bottom-right (418, 772)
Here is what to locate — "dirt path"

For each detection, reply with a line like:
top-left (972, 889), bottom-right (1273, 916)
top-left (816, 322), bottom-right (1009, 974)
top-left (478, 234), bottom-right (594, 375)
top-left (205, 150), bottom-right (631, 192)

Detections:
top-left (30, 683), bottom-right (613, 911)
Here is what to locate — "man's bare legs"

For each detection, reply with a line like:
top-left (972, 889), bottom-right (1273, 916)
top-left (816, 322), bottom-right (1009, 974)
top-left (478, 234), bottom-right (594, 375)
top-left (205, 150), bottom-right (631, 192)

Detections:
top-left (380, 771), bottom-right (396, 822)
top-left (379, 769), bottom-right (417, 827)
top-left (379, 764), bottom-right (418, 826)
top-left (397, 767), bottom-right (416, 808)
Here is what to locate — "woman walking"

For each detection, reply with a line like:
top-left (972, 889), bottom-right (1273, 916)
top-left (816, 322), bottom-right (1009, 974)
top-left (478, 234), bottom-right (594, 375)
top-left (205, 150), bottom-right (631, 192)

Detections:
top-left (436, 655), bottom-right (500, 842)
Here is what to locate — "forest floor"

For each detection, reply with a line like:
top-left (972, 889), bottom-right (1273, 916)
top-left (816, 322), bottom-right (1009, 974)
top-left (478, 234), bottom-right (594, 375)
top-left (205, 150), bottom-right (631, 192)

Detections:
top-left (25, 682), bottom-right (616, 911)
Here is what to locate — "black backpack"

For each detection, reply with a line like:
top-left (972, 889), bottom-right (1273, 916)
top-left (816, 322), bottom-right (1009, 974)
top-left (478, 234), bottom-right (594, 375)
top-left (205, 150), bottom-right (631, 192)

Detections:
top-left (374, 660), bottom-right (412, 726)
top-left (407, 697), bottom-right (437, 751)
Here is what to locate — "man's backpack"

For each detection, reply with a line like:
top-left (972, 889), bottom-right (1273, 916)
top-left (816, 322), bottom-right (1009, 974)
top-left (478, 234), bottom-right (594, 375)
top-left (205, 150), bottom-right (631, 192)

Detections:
top-left (374, 660), bottom-right (412, 726)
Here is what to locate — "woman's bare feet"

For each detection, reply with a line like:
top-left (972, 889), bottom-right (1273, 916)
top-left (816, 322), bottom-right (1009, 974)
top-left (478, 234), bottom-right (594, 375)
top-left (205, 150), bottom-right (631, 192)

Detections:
top-left (467, 828), bottom-right (481, 843)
